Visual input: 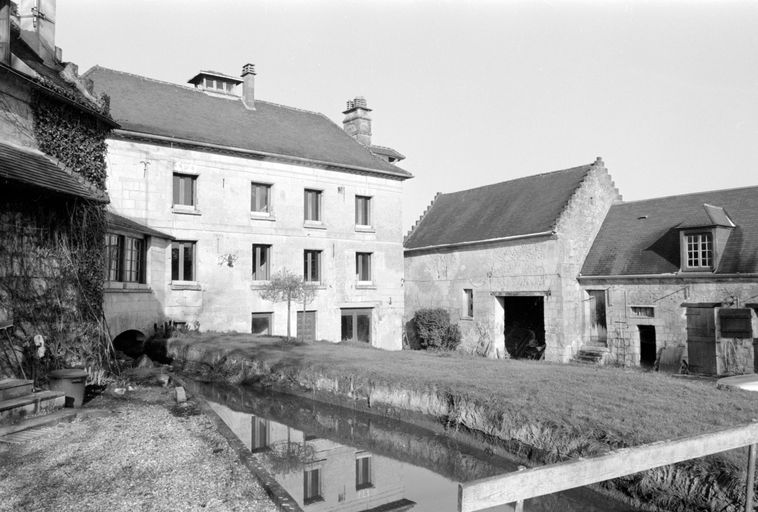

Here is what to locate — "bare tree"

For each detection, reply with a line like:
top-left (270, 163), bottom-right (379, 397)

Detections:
top-left (258, 269), bottom-right (316, 340)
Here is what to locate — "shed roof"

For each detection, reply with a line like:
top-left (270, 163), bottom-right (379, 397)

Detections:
top-left (581, 186), bottom-right (758, 276)
top-left (0, 141), bottom-right (108, 203)
top-left (404, 162), bottom-right (595, 250)
top-left (106, 211), bottom-right (173, 239)
top-left (83, 66), bottom-right (411, 179)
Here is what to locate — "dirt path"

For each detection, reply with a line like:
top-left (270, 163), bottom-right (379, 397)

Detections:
top-left (0, 386), bottom-right (278, 512)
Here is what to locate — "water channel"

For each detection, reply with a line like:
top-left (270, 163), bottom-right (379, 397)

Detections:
top-left (188, 380), bottom-right (639, 512)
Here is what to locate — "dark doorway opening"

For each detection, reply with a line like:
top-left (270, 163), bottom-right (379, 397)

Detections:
top-left (503, 296), bottom-right (545, 359)
top-left (639, 325), bottom-right (657, 367)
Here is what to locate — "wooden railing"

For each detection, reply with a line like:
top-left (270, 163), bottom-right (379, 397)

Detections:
top-left (458, 422), bottom-right (758, 512)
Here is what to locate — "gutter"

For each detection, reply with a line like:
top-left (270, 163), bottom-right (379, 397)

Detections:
top-left (404, 230), bottom-right (555, 253)
top-left (113, 129), bottom-right (412, 181)
top-left (578, 273), bottom-right (758, 281)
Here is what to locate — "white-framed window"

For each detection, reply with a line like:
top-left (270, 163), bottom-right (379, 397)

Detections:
top-left (303, 467), bottom-right (322, 504)
top-left (251, 312), bottom-right (272, 335)
top-left (355, 195), bottom-right (371, 226)
top-left (171, 241), bottom-right (196, 281)
top-left (251, 182), bottom-right (271, 214)
top-left (463, 289), bottom-right (474, 318)
top-left (106, 233), bottom-right (146, 283)
top-left (355, 454), bottom-right (372, 490)
top-left (304, 250), bottom-right (321, 283)
top-left (356, 252), bottom-right (372, 282)
top-left (172, 173), bottom-right (196, 207)
top-left (252, 244), bottom-right (271, 281)
top-left (304, 189), bottom-right (322, 222)
top-left (685, 232), bottom-right (713, 270)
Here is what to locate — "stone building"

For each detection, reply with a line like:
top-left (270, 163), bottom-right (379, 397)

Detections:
top-left (86, 65), bottom-right (411, 349)
top-left (404, 159), bottom-right (620, 362)
top-left (0, 0), bottom-right (122, 374)
top-left (580, 187), bottom-right (758, 374)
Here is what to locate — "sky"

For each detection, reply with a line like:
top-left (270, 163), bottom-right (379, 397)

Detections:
top-left (55, 0), bottom-right (758, 232)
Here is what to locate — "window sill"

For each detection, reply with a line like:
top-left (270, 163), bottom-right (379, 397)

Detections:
top-left (172, 206), bottom-right (202, 216)
top-left (356, 282), bottom-right (376, 290)
top-left (104, 284), bottom-right (152, 293)
top-left (355, 225), bottom-right (375, 233)
top-left (356, 484), bottom-right (374, 491)
top-left (304, 283), bottom-right (327, 290)
top-left (250, 213), bottom-right (276, 221)
top-left (170, 281), bottom-right (201, 291)
top-left (303, 221), bottom-right (326, 230)
top-left (303, 497), bottom-right (324, 506)
top-left (250, 281), bottom-right (271, 290)
top-left (460, 317), bottom-right (474, 321)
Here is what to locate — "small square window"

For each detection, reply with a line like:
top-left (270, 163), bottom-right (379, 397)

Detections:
top-left (356, 253), bottom-right (372, 282)
top-left (356, 455), bottom-right (372, 490)
top-left (252, 244), bottom-right (271, 281)
top-left (251, 312), bottom-right (272, 335)
top-left (304, 189), bottom-right (322, 222)
top-left (173, 173), bottom-right (196, 207)
top-left (355, 196), bottom-right (371, 226)
top-left (303, 468), bottom-right (322, 504)
top-left (251, 183), bottom-right (271, 214)
top-left (171, 241), bottom-right (196, 281)
top-left (304, 250), bottom-right (322, 282)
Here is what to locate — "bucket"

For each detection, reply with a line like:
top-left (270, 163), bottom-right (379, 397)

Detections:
top-left (48, 368), bottom-right (88, 408)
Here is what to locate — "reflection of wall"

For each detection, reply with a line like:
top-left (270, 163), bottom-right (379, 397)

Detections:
top-left (208, 402), bottom-right (409, 512)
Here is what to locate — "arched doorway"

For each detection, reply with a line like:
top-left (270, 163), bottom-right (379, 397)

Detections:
top-left (112, 329), bottom-right (146, 358)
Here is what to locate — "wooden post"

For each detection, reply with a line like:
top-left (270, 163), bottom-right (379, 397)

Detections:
top-left (746, 444), bottom-right (756, 512)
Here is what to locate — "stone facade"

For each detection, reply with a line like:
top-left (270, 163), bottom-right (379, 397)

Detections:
top-left (105, 138), bottom-right (406, 349)
top-left (404, 162), bottom-right (620, 362)
top-left (579, 277), bottom-right (758, 373)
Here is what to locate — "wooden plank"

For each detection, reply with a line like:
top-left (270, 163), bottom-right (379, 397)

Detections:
top-left (459, 422), bottom-right (758, 512)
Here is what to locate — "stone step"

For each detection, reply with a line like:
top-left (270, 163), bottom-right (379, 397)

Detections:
top-left (0, 390), bottom-right (66, 421)
top-left (0, 379), bottom-right (33, 401)
top-left (0, 408), bottom-right (79, 437)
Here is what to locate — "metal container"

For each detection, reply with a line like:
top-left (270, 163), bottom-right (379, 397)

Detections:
top-left (48, 368), bottom-right (88, 408)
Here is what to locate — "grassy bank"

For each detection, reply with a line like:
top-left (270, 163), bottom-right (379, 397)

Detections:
top-left (169, 334), bottom-right (758, 511)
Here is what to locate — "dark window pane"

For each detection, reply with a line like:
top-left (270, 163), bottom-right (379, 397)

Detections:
top-left (252, 314), bottom-right (271, 335)
top-left (183, 243), bottom-right (193, 281)
top-left (356, 313), bottom-right (371, 343)
top-left (173, 175), bottom-right (180, 205)
top-left (341, 314), bottom-right (353, 341)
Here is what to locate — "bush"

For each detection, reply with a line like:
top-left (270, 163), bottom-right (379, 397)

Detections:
top-left (412, 308), bottom-right (461, 351)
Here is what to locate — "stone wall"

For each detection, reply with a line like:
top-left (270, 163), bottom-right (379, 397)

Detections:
top-left (404, 162), bottom-right (620, 362)
top-left (104, 138), bottom-right (406, 350)
top-left (581, 278), bottom-right (758, 372)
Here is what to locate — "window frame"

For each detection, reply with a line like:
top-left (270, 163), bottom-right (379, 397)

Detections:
top-left (355, 195), bottom-right (372, 227)
top-left (355, 454), bottom-right (373, 490)
top-left (251, 312), bottom-right (273, 336)
top-left (356, 252), bottom-right (372, 283)
top-left (682, 231), bottom-right (714, 271)
top-left (251, 416), bottom-right (270, 453)
top-left (251, 182), bottom-right (272, 216)
top-left (171, 241), bottom-right (196, 282)
top-left (172, 173), bottom-right (197, 207)
top-left (303, 467), bottom-right (323, 504)
top-left (303, 249), bottom-right (322, 283)
top-left (252, 244), bottom-right (271, 281)
top-left (106, 233), bottom-right (147, 284)
top-left (304, 189), bottom-right (322, 222)
top-left (463, 289), bottom-right (474, 318)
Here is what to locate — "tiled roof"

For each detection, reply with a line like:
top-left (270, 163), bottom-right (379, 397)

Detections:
top-left (404, 163), bottom-right (594, 250)
top-left (84, 66), bottom-right (411, 179)
top-left (370, 144), bottom-right (405, 162)
top-left (106, 211), bottom-right (173, 239)
top-left (0, 141), bottom-right (108, 203)
top-left (581, 186), bottom-right (758, 276)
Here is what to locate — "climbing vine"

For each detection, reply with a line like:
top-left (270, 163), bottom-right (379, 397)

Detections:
top-left (0, 89), bottom-right (113, 382)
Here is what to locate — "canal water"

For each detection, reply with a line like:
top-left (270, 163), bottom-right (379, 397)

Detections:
top-left (189, 381), bottom-right (639, 512)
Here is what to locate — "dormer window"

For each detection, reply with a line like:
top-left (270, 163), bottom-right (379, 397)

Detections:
top-left (685, 232), bottom-right (713, 270)
top-left (187, 71), bottom-right (242, 96)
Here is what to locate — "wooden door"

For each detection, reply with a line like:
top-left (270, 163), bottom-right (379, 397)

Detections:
top-left (296, 311), bottom-right (316, 342)
top-left (686, 307), bottom-right (716, 375)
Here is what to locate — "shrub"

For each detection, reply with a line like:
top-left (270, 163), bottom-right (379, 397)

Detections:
top-left (412, 308), bottom-right (461, 351)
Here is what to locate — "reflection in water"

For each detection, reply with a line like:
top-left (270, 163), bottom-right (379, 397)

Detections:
top-left (194, 381), bottom-right (637, 512)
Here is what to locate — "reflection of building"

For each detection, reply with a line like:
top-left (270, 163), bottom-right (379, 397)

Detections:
top-left (208, 402), bottom-right (415, 512)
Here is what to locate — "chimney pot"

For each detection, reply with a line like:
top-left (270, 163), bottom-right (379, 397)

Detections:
top-left (241, 62), bottom-right (256, 110)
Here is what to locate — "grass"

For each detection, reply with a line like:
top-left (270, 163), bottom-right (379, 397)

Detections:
top-left (172, 333), bottom-right (758, 448)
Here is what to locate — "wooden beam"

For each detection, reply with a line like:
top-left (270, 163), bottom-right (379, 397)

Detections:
top-left (459, 422), bottom-right (758, 512)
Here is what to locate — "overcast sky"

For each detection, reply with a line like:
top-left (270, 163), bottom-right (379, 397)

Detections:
top-left (57, 0), bottom-right (758, 232)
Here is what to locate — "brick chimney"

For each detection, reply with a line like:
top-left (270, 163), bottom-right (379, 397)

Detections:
top-left (0, 0), bottom-right (10, 66)
top-left (343, 97), bottom-right (372, 146)
top-left (18, 0), bottom-right (57, 66)
top-left (241, 63), bottom-right (256, 110)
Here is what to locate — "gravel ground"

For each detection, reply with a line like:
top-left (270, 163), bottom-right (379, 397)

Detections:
top-left (0, 385), bottom-right (278, 512)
